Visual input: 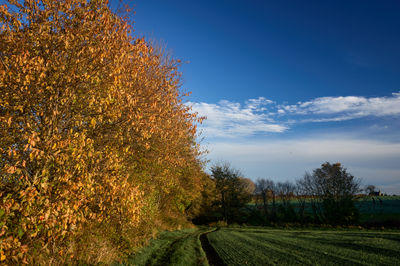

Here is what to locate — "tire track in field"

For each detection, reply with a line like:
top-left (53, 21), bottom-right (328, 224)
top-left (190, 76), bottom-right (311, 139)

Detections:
top-left (152, 234), bottom-right (189, 266)
top-left (200, 229), bottom-right (227, 266)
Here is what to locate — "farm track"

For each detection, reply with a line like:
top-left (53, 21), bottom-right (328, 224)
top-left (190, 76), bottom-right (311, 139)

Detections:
top-left (154, 234), bottom-right (190, 266)
top-left (125, 228), bottom-right (209, 266)
top-left (200, 229), bottom-right (227, 266)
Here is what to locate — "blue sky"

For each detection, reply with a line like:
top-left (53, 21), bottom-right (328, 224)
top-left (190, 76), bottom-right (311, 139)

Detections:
top-left (119, 0), bottom-right (400, 194)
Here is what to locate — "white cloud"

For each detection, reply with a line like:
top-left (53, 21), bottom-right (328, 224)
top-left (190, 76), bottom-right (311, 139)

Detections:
top-left (188, 92), bottom-right (400, 138)
top-left (245, 97), bottom-right (273, 110)
top-left (188, 93), bottom-right (400, 193)
top-left (283, 92), bottom-right (400, 120)
top-left (189, 97), bottom-right (287, 138)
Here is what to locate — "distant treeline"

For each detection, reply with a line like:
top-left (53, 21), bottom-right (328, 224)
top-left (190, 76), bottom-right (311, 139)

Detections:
top-left (193, 162), bottom-right (367, 226)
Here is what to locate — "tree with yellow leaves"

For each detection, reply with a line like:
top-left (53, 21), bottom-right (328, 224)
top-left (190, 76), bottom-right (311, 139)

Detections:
top-left (0, 0), bottom-right (206, 263)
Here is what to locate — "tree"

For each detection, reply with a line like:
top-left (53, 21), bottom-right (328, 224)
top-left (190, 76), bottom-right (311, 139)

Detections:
top-left (255, 178), bottom-right (277, 222)
top-left (276, 181), bottom-right (297, 222)
top-left (240, 177), bottom-right (256, 195)
top-left (295, 179), bottom-right (309, 223)
top-left (0, 0), bottom-right (205, 263)
top-left (256, 178), bottom-right (269, 219)
top-left (365, 185), bottom-right (377, 195)
top-left (300, 162), bottom-right (361, 224)
top-left (211, 163), bottom-right (252, 223)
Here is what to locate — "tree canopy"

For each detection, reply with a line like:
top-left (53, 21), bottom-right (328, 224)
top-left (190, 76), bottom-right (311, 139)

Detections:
top-left (299, 162), bottom-right (361, 224)
top-left (0, 0), bottom-right (206, 263)
top-left (211, 163), bottom-right (253, 223)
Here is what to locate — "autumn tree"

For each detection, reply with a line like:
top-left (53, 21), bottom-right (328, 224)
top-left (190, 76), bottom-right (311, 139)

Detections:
top-left (0, 0), bottom-right (205, 264)
top-left (240, 177), bottom-right (256, 195)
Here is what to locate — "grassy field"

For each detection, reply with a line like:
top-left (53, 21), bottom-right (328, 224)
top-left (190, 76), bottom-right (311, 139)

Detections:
top-left (119, 228), bottom-right (210, 266)
top-left (122, 197), bottom-right (400, 265)
top-left (207, 227), bottom-right (400, 266)
top-left (356, 196), bottom-right (400, 225)
top-left (248, 195), bottom-right (400, 225)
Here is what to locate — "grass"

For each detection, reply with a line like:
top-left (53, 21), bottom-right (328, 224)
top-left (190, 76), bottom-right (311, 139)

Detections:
top-left (207, 227), bottom-right (400, 266)
top-left (248, 195), bottom-right (400, 226)
top-left (119, 227), bottom-right (210, 266)
top-left (355, 196), bottom-right (400, 225)
top-left (356, 196), bottom-right (400, 214)
top-left (120, 196), bottom-right (400, 265)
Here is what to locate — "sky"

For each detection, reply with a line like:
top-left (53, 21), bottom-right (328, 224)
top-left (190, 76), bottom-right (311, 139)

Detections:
top-left (116, 0), bottom-right (400, 194)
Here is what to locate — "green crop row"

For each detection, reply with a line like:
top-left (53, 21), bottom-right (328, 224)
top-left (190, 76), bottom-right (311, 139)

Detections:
top-left (208, 227), bottom-right (400, 265)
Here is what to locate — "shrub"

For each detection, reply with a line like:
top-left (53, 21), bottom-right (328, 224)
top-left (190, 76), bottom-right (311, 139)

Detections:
top-left (0, 0), bottom-right (205, 263)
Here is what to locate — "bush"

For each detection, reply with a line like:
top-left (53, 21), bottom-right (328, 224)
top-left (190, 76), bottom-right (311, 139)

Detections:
top-left (0, 0), bottom-right (206, 263)
top-left (323, 197), bottom-right (360, 225)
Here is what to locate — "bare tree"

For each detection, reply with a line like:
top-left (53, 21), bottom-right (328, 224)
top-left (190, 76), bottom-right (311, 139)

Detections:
top-left (298, 172), bottom-right (324, 222)
top-left (276, 181), bottom-right (297, 221)
top-left (277, 181), bottom-right (296, 206)
top-left (255, 178), bottom-right (277, 222)
top-left (295, 179), bottom-right (308, 222)
top-left (256, 178), bottom-right (269, 219)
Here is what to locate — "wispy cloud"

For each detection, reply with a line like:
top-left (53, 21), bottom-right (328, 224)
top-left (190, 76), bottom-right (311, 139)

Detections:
top-left (189, 97), bottom-right (287, 138)
top-left (189, 92), bottom-right (400, 138)
top-left (282, 92), bottom-right (400, 121)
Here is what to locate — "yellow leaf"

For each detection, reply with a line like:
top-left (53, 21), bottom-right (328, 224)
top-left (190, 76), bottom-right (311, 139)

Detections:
top-left (90, 118), bottom-right (96, 128)
top-left (0, 253), bottom-right (5, 261)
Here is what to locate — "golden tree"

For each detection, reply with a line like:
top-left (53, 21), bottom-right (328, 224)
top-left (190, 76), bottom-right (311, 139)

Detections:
top-left (0, 0), bottom-right (205, 263)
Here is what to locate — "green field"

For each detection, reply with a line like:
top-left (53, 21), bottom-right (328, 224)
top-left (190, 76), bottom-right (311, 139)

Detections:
top-left (123, 226), bottom-right (400, 265)
top-left (120, 228), bottom-right (210, 266)
top-left (207, 227), bottom-right (400, 266)
top-left (123, 196), bottom-right (400, 265)
top-left (247, 195), bottom-right (400, 225)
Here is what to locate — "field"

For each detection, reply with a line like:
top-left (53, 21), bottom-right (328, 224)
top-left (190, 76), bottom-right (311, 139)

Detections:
top-left (123, 226), bottom-right (400, 266)
top-left (356, 196), bottom-right (400, 225)
top-left (120, 228), bottom-right (209, 266)
top-left (123, 197), bottom-right (400, 265)
top-left (207, 227), bottom-right (400, 266)
top-left (247, 195), bottom-right (400, 225)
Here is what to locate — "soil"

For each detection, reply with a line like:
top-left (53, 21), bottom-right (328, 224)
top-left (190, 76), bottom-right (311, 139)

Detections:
top-left (200, 230), bottom-right (227, 266)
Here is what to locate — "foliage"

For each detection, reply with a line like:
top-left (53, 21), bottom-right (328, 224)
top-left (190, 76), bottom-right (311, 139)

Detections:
top-left (208, 227), bottom-right (400, 266)
top-left (211, 163), bottom-right (253, 224)
top-left (190, 175), bottom-right (219, 225)
top-left (298, 162), bottom-right (361, 224)
top-left (365, 184), bottom-right (377, 195)
top-left (0, 0), bottom-right (206, 263)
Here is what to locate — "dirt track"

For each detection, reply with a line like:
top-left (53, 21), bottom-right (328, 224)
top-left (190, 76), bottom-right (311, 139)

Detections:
top-left (200, 230), bottom-right (227, 266)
